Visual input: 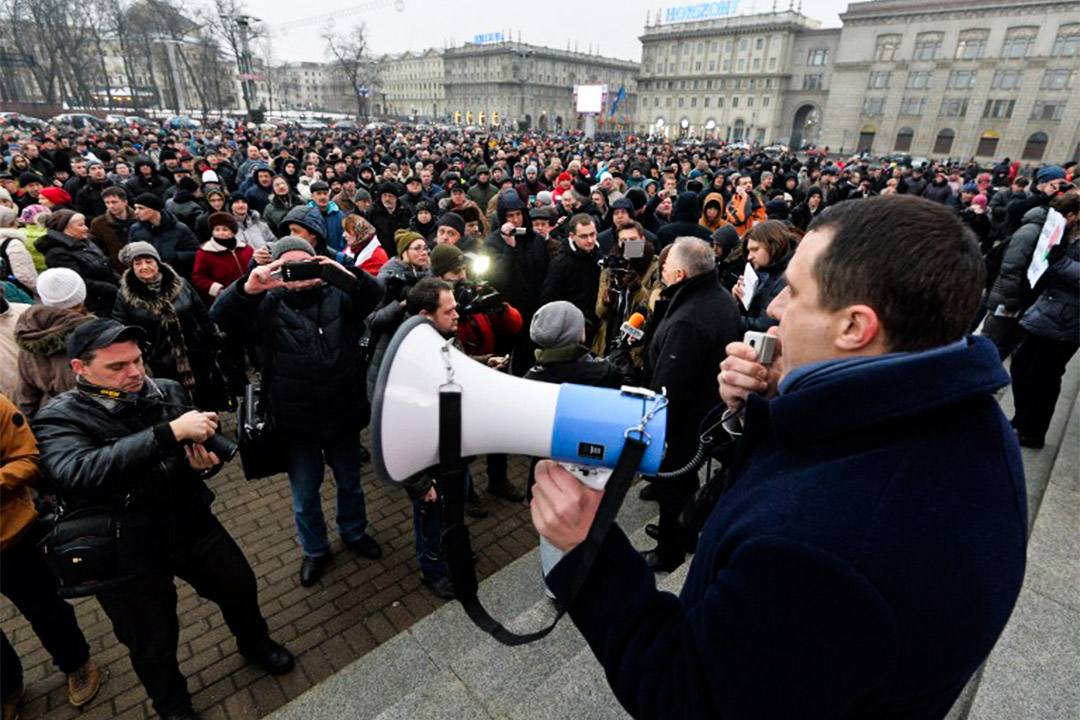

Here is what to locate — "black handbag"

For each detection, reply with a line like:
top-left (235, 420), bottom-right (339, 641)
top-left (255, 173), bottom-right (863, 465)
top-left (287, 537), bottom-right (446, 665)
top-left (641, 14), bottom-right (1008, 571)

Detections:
top-left (237, 383), bottom-right (287, 480)
top-left (39, 507), bottom-right (125, 598)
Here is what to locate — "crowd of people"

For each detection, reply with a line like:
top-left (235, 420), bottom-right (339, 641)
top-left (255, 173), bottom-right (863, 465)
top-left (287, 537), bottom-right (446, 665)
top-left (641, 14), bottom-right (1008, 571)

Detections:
top-left (0, 116), bottom-right (1077, 720)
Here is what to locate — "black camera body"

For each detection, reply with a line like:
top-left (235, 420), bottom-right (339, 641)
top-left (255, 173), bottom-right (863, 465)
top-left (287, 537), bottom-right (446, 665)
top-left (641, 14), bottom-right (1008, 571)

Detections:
top-left (454, 281), bottom-right (504, 316)
top-left (383, 270), bottom-right (424, 303)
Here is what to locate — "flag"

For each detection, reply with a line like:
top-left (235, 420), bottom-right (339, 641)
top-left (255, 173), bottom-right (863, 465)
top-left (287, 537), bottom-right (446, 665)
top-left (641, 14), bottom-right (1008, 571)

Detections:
top-left (610, 85), bottom-right (627, 118)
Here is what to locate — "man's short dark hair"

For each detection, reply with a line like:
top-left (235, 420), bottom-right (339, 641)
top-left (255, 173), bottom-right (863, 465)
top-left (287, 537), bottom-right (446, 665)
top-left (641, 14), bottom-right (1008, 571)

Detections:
top-left (615, 220), bottom-right (644, 238)
top-left (406, 277), bottom-right (453, 317)
top-left (569, 213), bottom-right (596, 235)
top-left (101, 185), bottom-right (128, 201)
top-left (808, 195), bottom-right (984, 353)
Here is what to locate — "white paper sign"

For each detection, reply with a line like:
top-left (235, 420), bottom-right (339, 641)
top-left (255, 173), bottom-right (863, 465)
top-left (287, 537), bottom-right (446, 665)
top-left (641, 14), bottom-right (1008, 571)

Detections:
top-left (741, 262), bottom-right (759, 310)
top-left (1027, 208), bottom-right (1067, 289)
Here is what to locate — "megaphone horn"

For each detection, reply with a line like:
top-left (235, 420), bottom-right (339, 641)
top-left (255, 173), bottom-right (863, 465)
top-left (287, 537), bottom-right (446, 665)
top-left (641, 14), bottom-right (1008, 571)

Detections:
top-left (370, 316), bottom-right (667, 487)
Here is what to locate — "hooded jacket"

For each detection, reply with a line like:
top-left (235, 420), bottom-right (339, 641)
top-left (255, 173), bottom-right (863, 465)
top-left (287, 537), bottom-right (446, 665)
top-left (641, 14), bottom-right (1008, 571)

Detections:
top-left (485, 192), bottom-right (550, 317)
top-left (35, 229), bottom-right (119, 317)
top-left (741, 251), bottom-right (791, 332)
top-left (656, 191), bottom-right (713, 250)
top-left (307, 200), bottom-right (346, 252)
top-left (244, 164), bottom-right (274, 214)
top-left (264, 191), bottom-right (305, 237)
top-left (127, 210), bottom-right (201, 279)
top-left (987, 205), bottom-right (1050, 314)
top-left (13, 305), bottom-right (94, 417)
top-left (123, 157), bottom-right (170, 198)
top-left (699, 192), bottom-right (726, 233)
top-left (367, 197), bottom-right (411, 259)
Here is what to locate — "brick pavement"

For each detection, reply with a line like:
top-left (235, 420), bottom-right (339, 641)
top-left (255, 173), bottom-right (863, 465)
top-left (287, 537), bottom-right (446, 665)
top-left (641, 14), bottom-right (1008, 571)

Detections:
top-left (1, 424), bottom-right (540, 720)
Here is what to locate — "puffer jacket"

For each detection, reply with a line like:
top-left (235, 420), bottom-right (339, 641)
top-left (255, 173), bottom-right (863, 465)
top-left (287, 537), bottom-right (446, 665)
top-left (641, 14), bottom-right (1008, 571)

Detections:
top-left (264, 192), bottom-right (305, 237)
top-left (987, 205), bottom-right (1049, 314)
top-left (211, 267), bottom-right (384, 445)
top-left (14, 305), bottom-right (94, 417)
top-left (34, 229), bottom-right (119, 317)
top-left (1020, 237), bottom-right (1079, 343)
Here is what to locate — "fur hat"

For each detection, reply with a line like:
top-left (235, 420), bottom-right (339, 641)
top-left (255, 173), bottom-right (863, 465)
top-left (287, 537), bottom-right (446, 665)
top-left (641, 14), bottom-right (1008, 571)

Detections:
top-left (207, 212), bottom-right (239, 234)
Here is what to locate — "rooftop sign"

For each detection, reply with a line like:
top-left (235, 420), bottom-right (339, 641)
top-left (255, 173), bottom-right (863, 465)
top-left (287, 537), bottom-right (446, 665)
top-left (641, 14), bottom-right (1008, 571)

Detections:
top-left (473, 32), bottom-right (505, 45)
top-left (661, 0), bottom-right (741, 23)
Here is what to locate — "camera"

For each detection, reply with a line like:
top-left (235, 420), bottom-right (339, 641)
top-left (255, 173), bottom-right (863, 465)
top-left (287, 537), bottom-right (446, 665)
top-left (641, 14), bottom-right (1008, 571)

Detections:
top-left (203, 431), bottom-right (239, 462)
top-left (454, 281), bottom-right (504, 316)
top-left (383, 270), bottom-right (424, 303)
top-left (270, 261), bottom-right (323, 283)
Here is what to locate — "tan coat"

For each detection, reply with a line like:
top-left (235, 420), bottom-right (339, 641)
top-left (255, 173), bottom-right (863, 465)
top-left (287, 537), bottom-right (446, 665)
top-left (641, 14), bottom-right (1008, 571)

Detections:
top-left (1, 393), bottom-right (41, 551)
top-left (14, 305), bottom-right (94, 417)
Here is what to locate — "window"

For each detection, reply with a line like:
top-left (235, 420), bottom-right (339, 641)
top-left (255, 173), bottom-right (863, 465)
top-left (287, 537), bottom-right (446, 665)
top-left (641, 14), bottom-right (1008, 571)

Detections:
top-left (765, 78), bottom-right (773, 88)
top-left (665, 97), bottom-right (672, 106)
top-left (692, 97), bottom-right (698, 107)
top-left (982, 99), bottom-right (1015, 118)
top-left (762, 96), bottom-right (770, 107)
top-left (752, 58), bottom-right (761, 70)
top-left (737, 59), bottom-right (745, 71)
top-left (802, 74), bottom-right (823, 90)
top-left (695, 61), bottom-right (702, 71)
top-left (654, 97), bottom-right (660, 107)
top-left (862, 98), bottom-right (886, 116)
top-left (875, 34), bottom-right (901, 62)
top-left (655, 63), bottom-right (663, 74)
top-left (678, 97), bottom-right (684, 107)
top-left (976, 132), bottom-right (999, 157)
top-left (717, 97), bottom-right (724, 108)
top-left (1022, 132), bottom-right (1049, 161)
top-left (1031, 100), bottom-right (1066, 121)
top-left (807, 49), bottom-right (829, 66)
top-left (1041, 68), bottom-right (1074, 89)
top-left (709, 61), bottom-right (716, 72)
top-left (710, 40), bottom-right (718, 52)
top-left (723, 60), bottom-right (731, 71)
top-left (725, 39), bottom-right (733, 53)
top-left (1052, 25), bottom-right (1079, 56)
top-left (948, 69), bottom-right (978, 89)
top-left (747, 96), bottom-right (754, 107)
top-left (756, 38), bottom-right (764, 50)
top-left (907, 71), bottom-right (932, 89)
top-left (704, 97), bottom-right (710, 107)
top-left (939, 98), bottom-right (968, 117)
top-left (955, 29), bottom-right (989, 60)
top-left (717, 79), bottom-right (726, 90)
top-left (740, 39), bottom-right (748, 51)
top-left (933, 128), bottom-right (956, 154)
top-left (697, 42), bottom-right (704, 53)
top-left (899, 97), bottom-right (927, 116)
top-left (769, 57), bottom-right (777, 70)
top-left (894, 127), bottom-right (915, 152)
top-left (990, 69), bottom-right (1022, 90)
top-left (1002, 27), bottom-right (1038, 58)
top-left (868, 71), bottom-right (891, 89)
top-left (732, 96), bottom-right (739, 108)
top-left (914, 32), bottom-right (943, 60)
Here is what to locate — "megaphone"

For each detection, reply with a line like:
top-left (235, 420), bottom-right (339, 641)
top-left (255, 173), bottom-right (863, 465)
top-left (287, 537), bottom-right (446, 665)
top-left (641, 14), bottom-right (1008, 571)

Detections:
top-left (371, 317), bottom-right (667, 488)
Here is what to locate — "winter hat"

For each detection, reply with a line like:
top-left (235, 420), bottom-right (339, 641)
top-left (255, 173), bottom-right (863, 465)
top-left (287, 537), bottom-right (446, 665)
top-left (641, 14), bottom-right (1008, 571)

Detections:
top-left (19, 204), bottom-right (50, 225)
top-left (201, 169), bottom-right (220, 184)
top-left (530, 301), bottom-right (585, 349)
top-left (354, 188), bottom-right (372, 203)
top-left (395, 229), bottom-right (425, 257)
top-left (205, 188), bottom-right (227, 206)
top-left (17, 172), bottom-right (43, 187)
top-left (971, 194), bottom-right (988, 208)
top-left (415, 200), bottom-right (438, 216)
top-left (42, 209), bottom-right (77, 232)
top-left (280, 206), bottom-right (327, 240)
top-left (226, 192), bottom-right (247, 209)
top-left (36, 268), bottom-right (86, 309)
top-left (570, 181), bottom-right (591, 203)
top-left (556, 172), bottom-right (572, 184)
top-left (270, 237), bottom-right (317, 261)
top-left (177, 176), bottom-right (199, 193)
top-left (436, 212), bottom-right (465, 237)
top-left (525, 165), bottom-right (538, 176)
top-left (377, 180), bottom-right (401, 197)
top-left (0, 206), bottom-right (16, 229)
top-left (625, 187), bottom-right (648, 210)
top-left (118, 241), bottom-right (161, 267)
top-left (310, 180), bottom-right (330, 193)
top-left (1035, 165), bottom-right (1066, 184)
top-left (134, 193), bottom-right (163, 212)
top-left (39, 187), bottom-right (71, 206)
top-left (430, 244), bottom-right (466, 277)
top-left (961, 182), bottom-right (978, 194)
top-left (535, 190), bottom-right (554, 207)
top-left (207, 211), bottom-right (239, 234)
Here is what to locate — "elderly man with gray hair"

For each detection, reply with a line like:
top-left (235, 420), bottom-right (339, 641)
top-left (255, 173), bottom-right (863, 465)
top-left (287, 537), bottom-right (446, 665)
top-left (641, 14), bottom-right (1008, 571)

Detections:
top-left (639, 237), bottom-right (741, 572)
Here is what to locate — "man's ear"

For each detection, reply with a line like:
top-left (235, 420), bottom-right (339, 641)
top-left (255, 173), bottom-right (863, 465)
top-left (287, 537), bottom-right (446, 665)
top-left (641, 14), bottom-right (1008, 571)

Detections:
top-left (835, 304), bottom-right (882, 353)
top-left (70, 358), bottom-right (85, 377)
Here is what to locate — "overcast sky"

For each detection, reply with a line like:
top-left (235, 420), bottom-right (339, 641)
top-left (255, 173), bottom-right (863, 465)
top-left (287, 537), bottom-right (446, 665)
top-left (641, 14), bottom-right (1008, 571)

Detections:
top-left (250, 0), bottom-right (852, 65)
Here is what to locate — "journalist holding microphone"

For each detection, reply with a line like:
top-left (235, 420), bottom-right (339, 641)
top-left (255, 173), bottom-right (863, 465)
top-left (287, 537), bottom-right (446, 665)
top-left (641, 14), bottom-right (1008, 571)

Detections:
top-left (531, 195), bottom-right (1027, 719)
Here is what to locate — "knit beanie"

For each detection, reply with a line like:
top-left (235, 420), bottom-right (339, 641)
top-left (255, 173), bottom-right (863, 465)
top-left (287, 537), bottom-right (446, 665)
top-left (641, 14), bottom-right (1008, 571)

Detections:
top-left (118, 241), bottom-right (161, 267)
top-left (43, 209), bottom-right (77, 232)
top-left (530, 301), bottom-right (585, 349)
top-left (19, 204), bottom-right (50, 226)
top-left (971, 194), bottom-right (988, 208)
top-left (271, 237), bottom-right (317, 261)
top-left (430, 244), bottom-right (466, 277)
top-left (36, 268), bottom-right (86, 309)
top-left (436, 212), bottom-right (465, 236)
top-left (134, 193), bottom-right (163, 212)
top-left (207, 211), bottom-right (239, 234)
top-left (39, 187), bottom-right (71, 206)
top-left (395, 229), bottom-right (425, 257)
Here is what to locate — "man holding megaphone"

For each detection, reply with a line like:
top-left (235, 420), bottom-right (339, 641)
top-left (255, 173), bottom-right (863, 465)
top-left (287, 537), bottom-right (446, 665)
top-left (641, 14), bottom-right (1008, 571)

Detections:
top-left (531, 196), bottom-right (1027, 720)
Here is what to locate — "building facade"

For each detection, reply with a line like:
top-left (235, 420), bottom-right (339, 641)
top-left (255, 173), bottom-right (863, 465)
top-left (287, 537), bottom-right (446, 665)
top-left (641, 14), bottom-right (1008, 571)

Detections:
top-left (375, 48), bottom-right (446, 120)
top-left (443, 41), bottom-right (638, 131)
top-left (819, 0), bottom-right (1080, 162)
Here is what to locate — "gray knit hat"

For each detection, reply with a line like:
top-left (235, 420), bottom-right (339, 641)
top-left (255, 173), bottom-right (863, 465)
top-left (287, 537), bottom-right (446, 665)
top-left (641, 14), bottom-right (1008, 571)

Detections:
top-left (118, 241), bottom-right (161, 267)
top-left (530, 301), bottom-right (585, 349)
top-left (270, 237), bottom-right (317, 261)
top-left (36, 268), bottom-right (86, 309)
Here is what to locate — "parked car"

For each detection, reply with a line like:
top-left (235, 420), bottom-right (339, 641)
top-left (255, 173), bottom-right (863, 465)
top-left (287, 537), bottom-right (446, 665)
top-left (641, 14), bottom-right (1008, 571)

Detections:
top-left (298, 119), bottom-right (328, 130)
top-left (331, 120), bottom-right (358, 130)
top-left (163, 115), bottom-right (201, 129)
top-left (0, 112), bottom-right (47, 130)
top-left (50, 113), bottom-right (106, 130)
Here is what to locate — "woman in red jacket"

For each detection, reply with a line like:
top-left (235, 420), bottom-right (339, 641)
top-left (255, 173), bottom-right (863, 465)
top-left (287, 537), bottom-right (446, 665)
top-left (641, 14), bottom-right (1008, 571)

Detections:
top-left (191, 212), bottom-right (255, 305)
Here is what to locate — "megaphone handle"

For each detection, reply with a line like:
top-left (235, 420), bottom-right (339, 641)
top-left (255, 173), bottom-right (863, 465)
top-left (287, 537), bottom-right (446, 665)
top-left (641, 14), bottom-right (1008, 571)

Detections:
top-left (561, 464), bottom-right (613, 491)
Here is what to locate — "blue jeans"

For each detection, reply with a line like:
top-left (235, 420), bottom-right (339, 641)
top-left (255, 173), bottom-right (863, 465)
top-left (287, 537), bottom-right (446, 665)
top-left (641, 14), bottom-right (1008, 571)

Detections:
top-left (286, 437), bottom-right (369, 557)
top-left (411, 470), bottom-right (472, 581)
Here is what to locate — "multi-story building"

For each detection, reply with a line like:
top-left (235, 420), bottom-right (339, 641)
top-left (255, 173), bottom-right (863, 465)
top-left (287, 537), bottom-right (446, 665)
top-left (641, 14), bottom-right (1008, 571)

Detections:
top-left (375, 48), bottom-right (446, 120)
top-left (636, 9), bottom-right (833, 144)
top-left (819, 0), bottom-right (1080, 162)
top-left (443, 41), bottom-right (638, 131)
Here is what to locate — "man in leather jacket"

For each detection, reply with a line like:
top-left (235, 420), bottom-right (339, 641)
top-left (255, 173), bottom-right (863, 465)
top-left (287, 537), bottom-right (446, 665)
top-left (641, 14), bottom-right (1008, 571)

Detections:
top-left (32, 319), bottom-right (293, 720)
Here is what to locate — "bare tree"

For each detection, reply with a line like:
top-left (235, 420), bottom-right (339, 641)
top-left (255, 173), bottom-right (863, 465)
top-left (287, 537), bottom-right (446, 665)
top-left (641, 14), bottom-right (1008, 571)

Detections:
top-left (323, 22), bottom-right (378, 119)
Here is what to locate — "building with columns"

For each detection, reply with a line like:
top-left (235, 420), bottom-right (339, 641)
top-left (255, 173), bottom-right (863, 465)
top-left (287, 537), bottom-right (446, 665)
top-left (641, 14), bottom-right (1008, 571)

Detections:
top-left (375, 48), bottom-right (446, 120)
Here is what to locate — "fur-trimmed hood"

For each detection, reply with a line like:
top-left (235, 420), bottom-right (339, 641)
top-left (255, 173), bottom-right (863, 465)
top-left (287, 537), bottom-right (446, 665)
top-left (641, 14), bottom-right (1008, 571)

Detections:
top-left (119, 261), bottom-right (183, 311)
top-left (200, 236), bottom-right (249, 253)
top-left (14, 305), bottom-right (95, 356)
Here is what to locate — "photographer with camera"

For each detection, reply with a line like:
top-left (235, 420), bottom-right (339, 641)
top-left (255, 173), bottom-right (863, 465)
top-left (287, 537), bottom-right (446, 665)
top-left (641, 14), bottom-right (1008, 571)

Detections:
top-left (531, 196), bottom-right (1026, 720)
top-left (591, 220), bottom-right (657, 361)
top-left (32, 318), bottom-right (294, 720)
top-left (212, 239), bottom-right (385, 589)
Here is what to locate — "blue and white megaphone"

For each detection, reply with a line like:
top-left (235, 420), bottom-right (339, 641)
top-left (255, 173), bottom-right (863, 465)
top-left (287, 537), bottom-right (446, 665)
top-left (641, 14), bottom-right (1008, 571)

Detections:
top-left (371, 317), bottom-right (667, 488)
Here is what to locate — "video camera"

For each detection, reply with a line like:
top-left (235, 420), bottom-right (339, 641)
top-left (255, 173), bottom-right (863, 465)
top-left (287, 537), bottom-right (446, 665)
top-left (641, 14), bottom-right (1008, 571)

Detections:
top-left (382, 269), bottom-right (425, 303)
top-left (454, 281), bottom-right (504, 316)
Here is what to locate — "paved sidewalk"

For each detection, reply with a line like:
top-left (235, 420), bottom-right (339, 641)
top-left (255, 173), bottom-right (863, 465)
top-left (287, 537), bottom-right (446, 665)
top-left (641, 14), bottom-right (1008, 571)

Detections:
top-left (0, 432), bottom-right (539, 720)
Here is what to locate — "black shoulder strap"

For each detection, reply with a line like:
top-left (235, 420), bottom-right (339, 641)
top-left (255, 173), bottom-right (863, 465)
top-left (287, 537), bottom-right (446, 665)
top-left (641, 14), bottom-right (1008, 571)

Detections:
top-left (438, 384), bottom-right (647, 646)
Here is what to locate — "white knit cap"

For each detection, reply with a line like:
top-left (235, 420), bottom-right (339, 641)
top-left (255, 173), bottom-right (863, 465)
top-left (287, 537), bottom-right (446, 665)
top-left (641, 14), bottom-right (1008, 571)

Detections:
top-left (37, 268), bottom-right (87, 309)
top-left (202, 169), bottom-right (221, 184)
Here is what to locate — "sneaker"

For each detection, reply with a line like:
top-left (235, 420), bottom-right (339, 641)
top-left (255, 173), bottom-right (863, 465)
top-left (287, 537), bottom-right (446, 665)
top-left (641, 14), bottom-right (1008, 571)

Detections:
top-left (465, 491), bottom-right (489, 519)
top-left (67, 659), bottom-right (102, 708)
top-left (2, 685), bottom-right (22, 720)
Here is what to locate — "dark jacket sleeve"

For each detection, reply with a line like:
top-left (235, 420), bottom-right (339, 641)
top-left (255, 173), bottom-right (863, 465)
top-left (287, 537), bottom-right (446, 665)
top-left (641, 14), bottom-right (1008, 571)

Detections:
top-left (175, 224), bottom-right (200, 273)
top-left (990, 220), bottom-right (1042, 310)
top-left (209, 277), bottom-right (264, 344)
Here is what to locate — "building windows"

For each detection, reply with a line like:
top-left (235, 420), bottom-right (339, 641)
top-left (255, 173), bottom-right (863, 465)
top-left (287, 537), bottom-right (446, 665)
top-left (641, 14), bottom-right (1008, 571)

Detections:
top-left (1052, 25), bottom-right (1079, 56)
top-left (738, 59), bottom-right (746, 71)
top-left (691, 97), bottom-right (697, 107)
top-left (875, 34), bottom-right (901, 62)
top-left (939, 98), bottom-right (969, 117)
top-left (914, 32), bottom-right (943, 60)
top-left (697, 42), bottom-right (704, 53)
top-left (976, 132), bottom-right (1000, 157)
top-left (1031, 99), bottom-right (1066, 121)
top-left (695, 61), bottom-right (702, 71)
top-left (666, 97), bottom-right (672, 106)
top-left (756, 38), bottom-right (764, 50)
top-left (1022, 132), bottom-right (1049, 160)
top-left (899, 97), bottom-right (927, 116)
top-left (710, 40), bottom-right (718, 52)
top-left (723, 60), bottom-right (731, 71)
top-left (769, 57), bottom-right (777, 70)
top-left (895, 127), bottom-right (915, 152)
top-left (764, 78), bottom-right (773, 88)
top-left (725, 39), bottom-right (733, 52)
top-left (807, 49), bottom-right (828, 66)
top-left (762, 96), bottom-right (770, 107)
top-left (678, 97), bottom-right (684, 107)
top-left (907, 71), bottom-right (933, 89)
top-left (868, 71), bottom-right (891, 89)
top-left (933, 128), bottom-right (956, 154)
top-left (1002, 27), bottom-right (1038, 58)
top-left (990, 69), bottom-right (1022, 90)
top-left (862, 98), bottom-right (886, 116)
top-left (747, 96), bottom-right (754, 107)
top-left (740, 39), bottom-right (748, 51)
top-left (654, 97), bottom-right (660, 107)
top-left (704, 97), bottom-right (710, 107)
top-left (708, 61), bottom-right (716, 72)
top-left (982, 99), bottom-right (1015, 118)
top-left (955, 30), bottom-right (989, 60)
top-left (1041, 68), bottom-right (1074, 89)
top-left (803, 74), bottom-right (823, 90)
top-left (732, 96), bottom-right (739, 108)
top-left (717, 79), bottom-right (726, 90)
top-left (947, 69), bottom-right (978, 89)
top-left (753, 58), bottom-right (761, 70)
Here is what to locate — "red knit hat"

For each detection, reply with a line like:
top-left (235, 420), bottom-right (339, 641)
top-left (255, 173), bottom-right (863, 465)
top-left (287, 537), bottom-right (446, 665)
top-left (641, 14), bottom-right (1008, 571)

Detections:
top-left (39, 187), bottom-right (71, 206)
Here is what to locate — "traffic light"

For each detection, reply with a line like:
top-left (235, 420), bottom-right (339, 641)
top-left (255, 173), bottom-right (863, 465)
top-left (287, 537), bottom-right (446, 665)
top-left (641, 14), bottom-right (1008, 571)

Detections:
top-left (492, 111), bottom-right (500, 126)
top-left (466, 110), bottom-right (473, 124)
top-left (478, 111), bottom-right (486, 126)
top-left (454, 111), bottom-right (462, 125)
